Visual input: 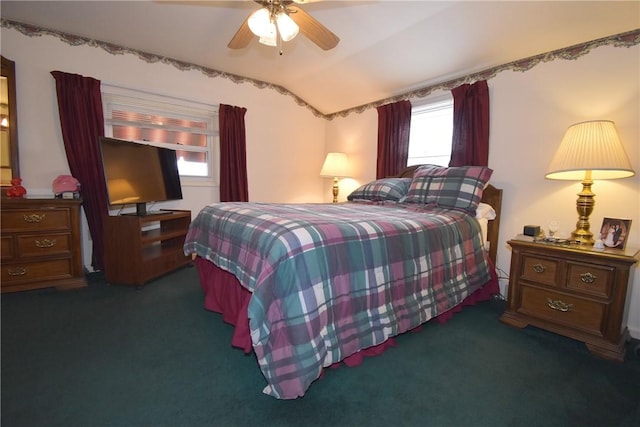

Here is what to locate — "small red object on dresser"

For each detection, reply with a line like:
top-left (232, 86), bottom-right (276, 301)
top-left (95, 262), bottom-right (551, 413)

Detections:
top-left (6, 177), bottom-right (26, 198)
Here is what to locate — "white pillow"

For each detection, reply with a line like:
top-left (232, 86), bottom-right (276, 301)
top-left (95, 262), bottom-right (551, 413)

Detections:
top-left (476, 202), bottom-right (496, 220)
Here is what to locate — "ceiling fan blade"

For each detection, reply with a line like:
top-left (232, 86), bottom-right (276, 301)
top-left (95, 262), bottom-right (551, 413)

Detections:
top-left (288, 5), bottom-right (339, 51)
top-left (228, 16), bottom-right (254, 49)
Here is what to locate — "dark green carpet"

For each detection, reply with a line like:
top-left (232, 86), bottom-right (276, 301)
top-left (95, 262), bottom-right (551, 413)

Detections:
top-left (2, 266), bottom-right (639, 427)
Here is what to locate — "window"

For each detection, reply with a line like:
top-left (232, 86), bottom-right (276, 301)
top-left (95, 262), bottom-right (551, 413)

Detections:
top-left (407, 96), bottom-right (453, 167)
top-left (101, 85), bottom-right (218, 185)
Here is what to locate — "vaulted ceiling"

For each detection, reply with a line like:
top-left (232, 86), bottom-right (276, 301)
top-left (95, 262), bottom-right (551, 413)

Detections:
top-left (2, 1), bottom-right (639, 115)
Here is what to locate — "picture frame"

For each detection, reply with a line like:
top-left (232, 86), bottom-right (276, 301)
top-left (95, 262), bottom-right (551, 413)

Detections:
top-left (599, 217), bottom-right (631, 250)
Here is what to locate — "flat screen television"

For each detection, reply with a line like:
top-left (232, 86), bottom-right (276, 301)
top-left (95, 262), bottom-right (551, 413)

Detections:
top-left (99, 137), bottom-right (183, 216)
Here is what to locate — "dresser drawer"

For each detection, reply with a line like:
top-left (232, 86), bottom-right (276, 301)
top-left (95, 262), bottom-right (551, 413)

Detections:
top-left (1, 258), bottom-right (75, 286)
top-left (1, 235), bottom-right (13, 260)
top-left (565, 262), bottom-right (613, 298)
top-left (1, 208), bottom-right (72, 233)
top-left (17, 233), bottom-right (72, 258)
top-left (520, 254), bottom-right (559, 287)
top-left (519, 285), bottom-right (605, 336)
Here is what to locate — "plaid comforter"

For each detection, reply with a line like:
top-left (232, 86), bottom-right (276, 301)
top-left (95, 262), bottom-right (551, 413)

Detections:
top-left (183, 201), bottom-right (491, 399)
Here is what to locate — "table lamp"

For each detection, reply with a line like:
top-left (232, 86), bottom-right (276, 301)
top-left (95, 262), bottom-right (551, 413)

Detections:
top-left (545, 120), bottom-right (635, 245)
top-left (320, 152), bottom-right (349, 203)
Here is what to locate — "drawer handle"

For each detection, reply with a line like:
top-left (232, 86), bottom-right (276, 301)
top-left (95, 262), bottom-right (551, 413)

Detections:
top-left (23, 213), bottom-right (46, 223)
top-left (7, 267), bottom-right (27, 276)
top-left (580, 272), bottom-right (596, 284)
top-left (547, 298), bottom-right (573, 313)
top-left (533, 263), bottom-right (546, 273)
top-left (35, 239), bottom-right (57, 248)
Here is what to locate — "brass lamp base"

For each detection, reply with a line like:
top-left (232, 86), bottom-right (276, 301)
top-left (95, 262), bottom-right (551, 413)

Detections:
top-left (570, 178), bottom-right (595, 245)
top-left (331, 177), bottom-right (339, 203)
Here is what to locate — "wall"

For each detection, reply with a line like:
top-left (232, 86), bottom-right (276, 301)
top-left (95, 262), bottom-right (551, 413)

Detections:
top-left (327, 44), bottom-right (640, 338)
top-left (3, 27), bottom-right (640, 338)
top-left (1, 28), bottom-right (327, 207)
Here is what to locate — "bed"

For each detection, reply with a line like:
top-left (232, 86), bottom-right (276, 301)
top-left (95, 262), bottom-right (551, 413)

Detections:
top-left (184, 164), bottom-right (503, 399)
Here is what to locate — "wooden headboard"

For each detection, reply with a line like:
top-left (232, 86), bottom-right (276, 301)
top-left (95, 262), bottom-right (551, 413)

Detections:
top-left (481, 184), bottom-right (503, 264)
top-left (394, 165), bottom-right (503, 264)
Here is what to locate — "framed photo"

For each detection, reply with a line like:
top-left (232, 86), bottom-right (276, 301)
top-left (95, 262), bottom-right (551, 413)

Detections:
top-left (599, 217), bottom-right (631, 250)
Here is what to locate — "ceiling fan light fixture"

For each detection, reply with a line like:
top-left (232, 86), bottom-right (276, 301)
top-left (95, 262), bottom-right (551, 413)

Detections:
top-left (257, 19), bottom-right (277, 46)
top-left (259, 33), bottom-right (277, 47)
top-left (276, 12), bottom-right (299, 42)
top-left (229, 1), bottom-right (338, 51)
top-left (247, 8), bottom-right (272, 38)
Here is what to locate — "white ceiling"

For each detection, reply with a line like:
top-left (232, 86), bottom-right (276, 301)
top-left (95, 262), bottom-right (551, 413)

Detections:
top-left (2, 1), bottom-right (639, 115)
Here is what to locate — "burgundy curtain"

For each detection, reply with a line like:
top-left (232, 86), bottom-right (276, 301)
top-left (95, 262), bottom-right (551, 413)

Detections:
top-left (219, 104), bottom-right (249, 202)
top-left (449, 80), bottom-right (490, 167)
top-left (51, 71), bottom-right (108, 271)
top-left (376, 100), bottom-right (412, 178)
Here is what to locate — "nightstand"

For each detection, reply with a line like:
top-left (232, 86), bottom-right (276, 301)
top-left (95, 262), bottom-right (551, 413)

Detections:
top-left (500, 239), bottom-right (639, 362)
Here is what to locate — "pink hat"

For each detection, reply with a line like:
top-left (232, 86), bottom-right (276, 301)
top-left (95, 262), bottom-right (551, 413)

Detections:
top-left (52, 175), bottom-right (80, 194)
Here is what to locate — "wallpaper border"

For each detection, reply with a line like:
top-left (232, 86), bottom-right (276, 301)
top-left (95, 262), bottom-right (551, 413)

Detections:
top-left (2, 19), bottom-right (639, 120)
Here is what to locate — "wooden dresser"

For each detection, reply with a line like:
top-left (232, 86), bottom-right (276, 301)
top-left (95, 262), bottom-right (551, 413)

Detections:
top-left (500, 239), bottom-right (639, 362)
top-left (1, 197), bottom-right (87, 292)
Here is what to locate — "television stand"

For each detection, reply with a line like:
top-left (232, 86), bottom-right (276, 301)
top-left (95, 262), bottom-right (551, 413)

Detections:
top-left (103, 209), bottom-right (192, 286)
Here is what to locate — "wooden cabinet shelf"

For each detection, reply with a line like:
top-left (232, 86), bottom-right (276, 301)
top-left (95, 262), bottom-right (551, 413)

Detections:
top-left (103, 210), bottom-right (192, 286)
top-left (140, 227), bottom-right (186, 244)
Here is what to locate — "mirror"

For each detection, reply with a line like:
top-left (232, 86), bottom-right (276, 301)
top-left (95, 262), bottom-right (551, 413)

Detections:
top-left (1, 55), bottom-right (20, 192)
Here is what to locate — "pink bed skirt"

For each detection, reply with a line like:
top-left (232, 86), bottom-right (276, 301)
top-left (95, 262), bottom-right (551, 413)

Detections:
top-left (195, 256), bottom-right (500, 367)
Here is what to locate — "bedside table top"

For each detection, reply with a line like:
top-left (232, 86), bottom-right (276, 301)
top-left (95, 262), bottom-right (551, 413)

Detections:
top-left (507, 239), bottom-right (640, 264)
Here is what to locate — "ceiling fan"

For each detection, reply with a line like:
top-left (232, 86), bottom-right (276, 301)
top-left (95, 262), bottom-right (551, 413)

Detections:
top-left (228, 0), bottom-right (340, 52)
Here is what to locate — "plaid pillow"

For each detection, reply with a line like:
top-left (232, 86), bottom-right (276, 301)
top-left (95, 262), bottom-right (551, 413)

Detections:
top-left (347, 178), bottom-right (412, 202)
top-left (404, 165), bottom-right (493, 212)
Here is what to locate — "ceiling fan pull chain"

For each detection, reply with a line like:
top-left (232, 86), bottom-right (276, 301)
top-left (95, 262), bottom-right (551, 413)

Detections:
top-left (276, 21), bottom-right (283, 55)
